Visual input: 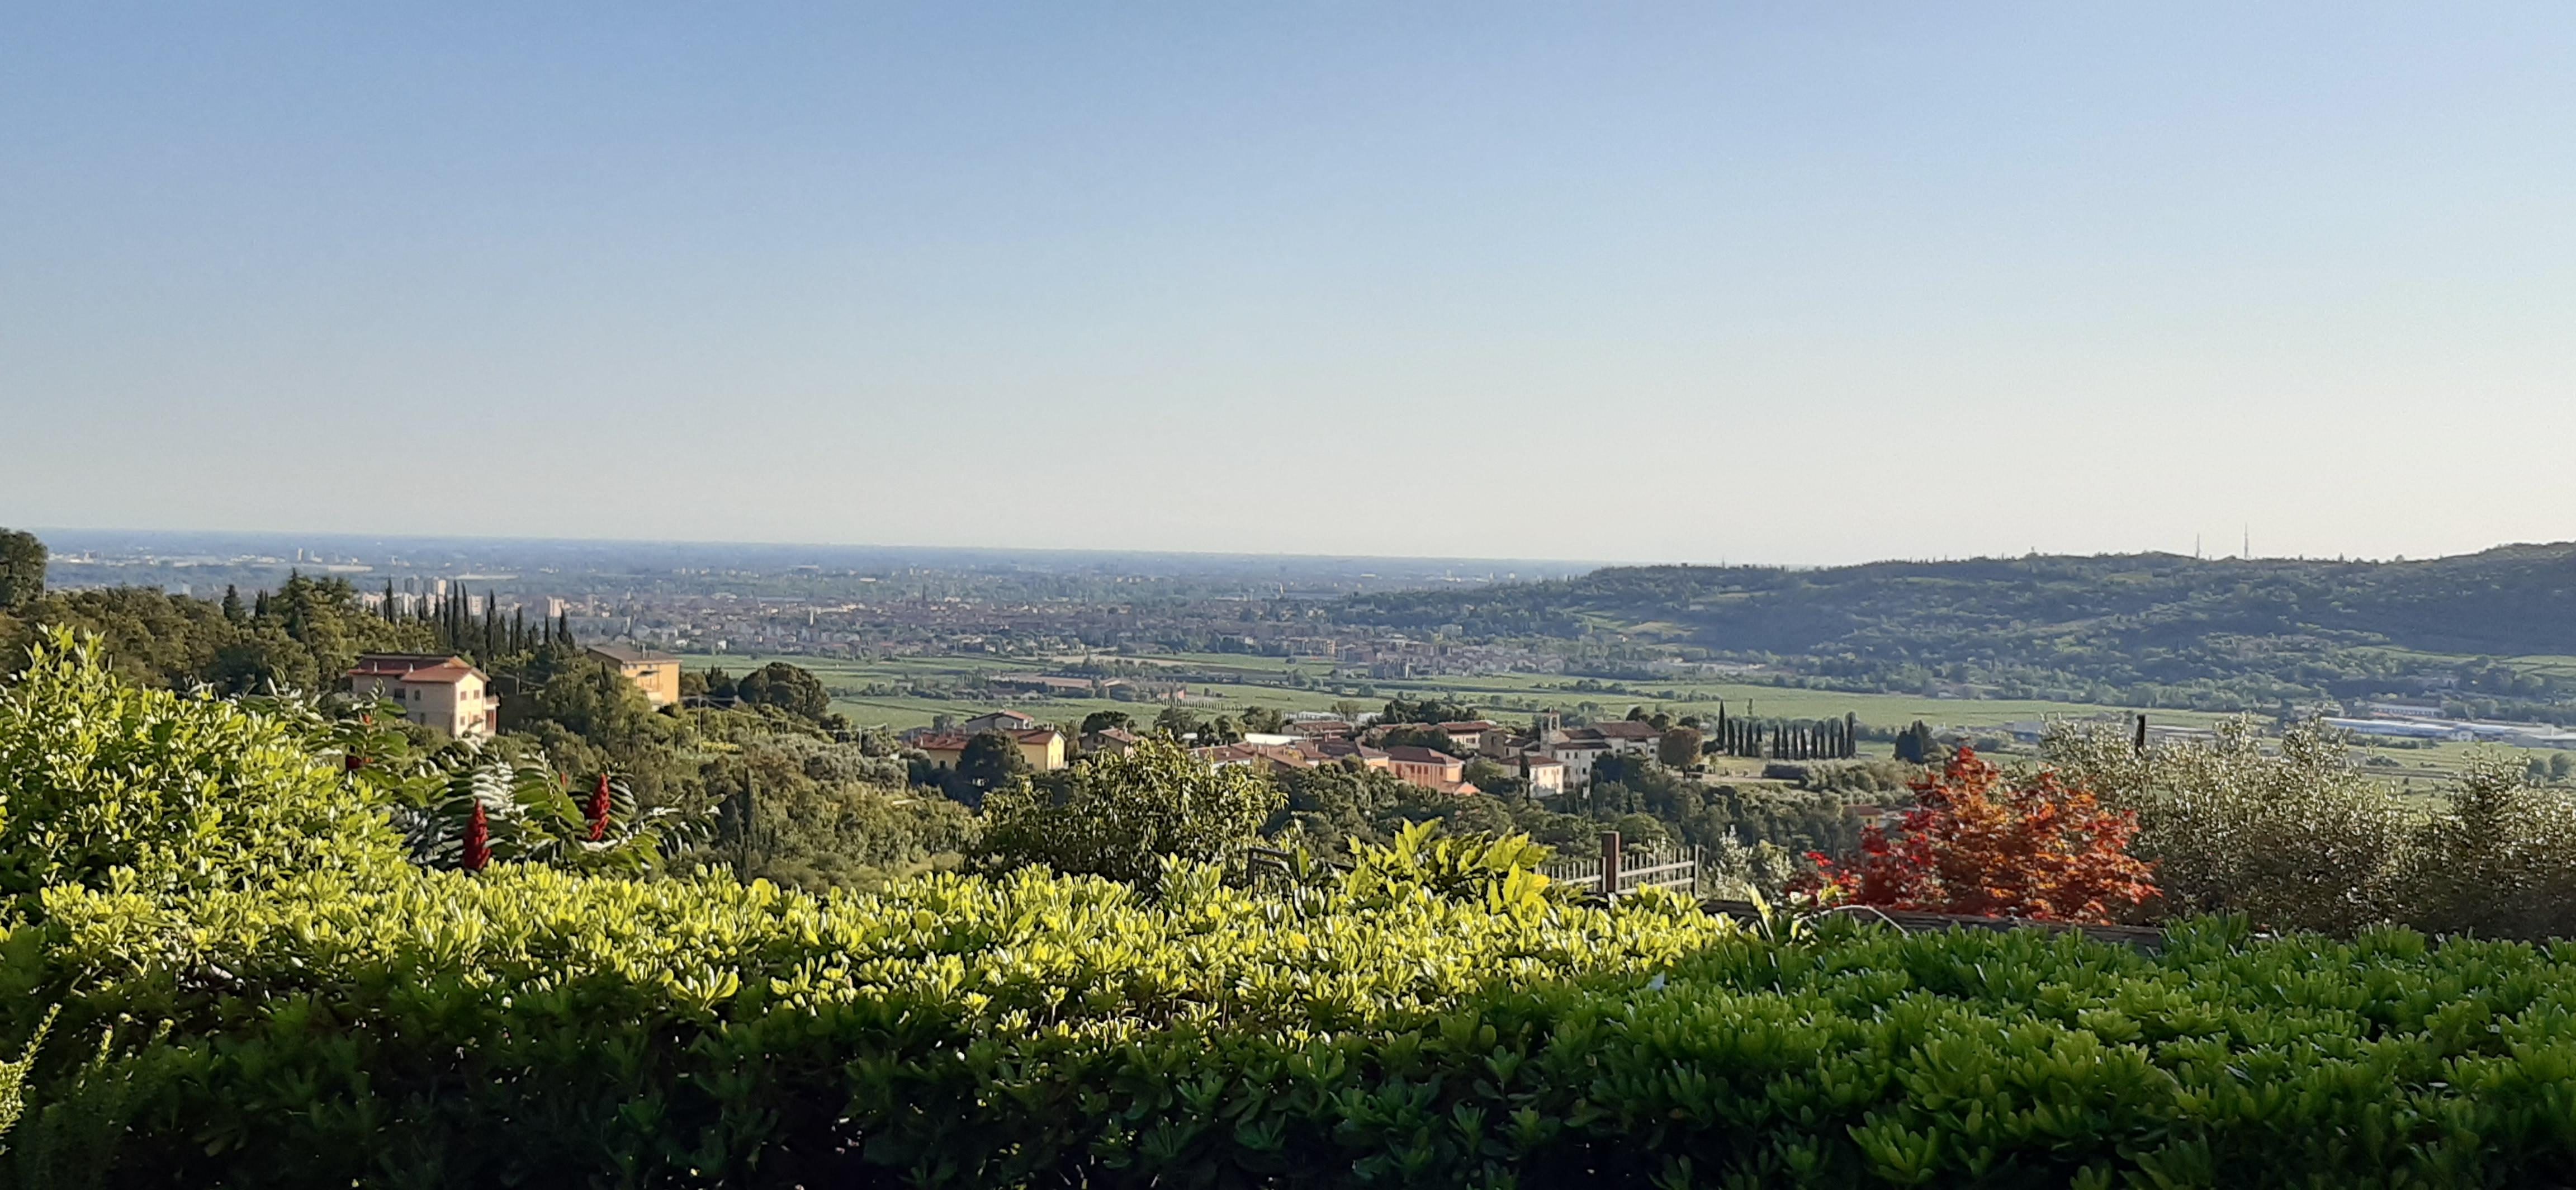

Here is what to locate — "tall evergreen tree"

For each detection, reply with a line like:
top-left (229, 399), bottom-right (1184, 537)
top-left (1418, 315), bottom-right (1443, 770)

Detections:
top-left (0, 528), bottom-right (44, 610)
top-left (221, 584), bottom-right (245, 624)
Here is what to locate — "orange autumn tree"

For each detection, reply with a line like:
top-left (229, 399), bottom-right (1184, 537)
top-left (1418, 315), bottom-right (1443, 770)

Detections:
top-left (1807, 747), bottom-right (2156, 922)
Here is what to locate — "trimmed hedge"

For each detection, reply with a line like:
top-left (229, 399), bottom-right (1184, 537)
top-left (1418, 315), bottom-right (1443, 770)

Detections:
top-left (15, 870), bottom-right (2576, 1187)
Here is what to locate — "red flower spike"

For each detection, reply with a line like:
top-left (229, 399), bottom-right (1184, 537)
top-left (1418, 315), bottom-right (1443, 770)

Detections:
top-left (585, 775), bottom-right (613, 842)
top-left (462, 801), bottom-right (491, 873)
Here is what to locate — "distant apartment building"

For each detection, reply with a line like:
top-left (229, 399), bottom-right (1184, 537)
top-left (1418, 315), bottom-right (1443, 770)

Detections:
top-left (348, 653), bottom-right (497, 739)
top-left (586, 645), bottom-right (683, 707)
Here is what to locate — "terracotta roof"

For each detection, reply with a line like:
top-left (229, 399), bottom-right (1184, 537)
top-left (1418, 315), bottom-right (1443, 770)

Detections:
top-left (1520, 754), bottom-right (1566, 768)
top-left (1384, 745), bottom-right (1461, 765)
top-left (1438, 721), bottom-right (1499, 733)
top-left (970, 709), bottom-right (1037, 723)
top-left (348, 653), bottom-right (467, 678)
top-left (1087, 727), bottom-right (1143, 745)
top-left (1595, 721), bottom-right (1661, 740)
top-left (912, 733), bottom-right (972, 751)
top-left (1195, 742), bottom-right (1306, 768)
top-left (1304, 738), bottom-right (1387, 761)
top-left (370, 660), bottom-right (481, 685)
top-left (1009, 728), bottom-right (1062, 744)
top-left (588, 644), bottom-right (679, 665)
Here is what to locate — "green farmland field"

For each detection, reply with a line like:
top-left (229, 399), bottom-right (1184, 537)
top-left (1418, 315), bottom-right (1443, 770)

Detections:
top-left (677, 652), bottom-right (2576, 791)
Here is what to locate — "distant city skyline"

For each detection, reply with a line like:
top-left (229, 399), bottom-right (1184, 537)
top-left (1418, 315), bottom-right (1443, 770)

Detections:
top-left (8, 4), bottom-right (2575, 565)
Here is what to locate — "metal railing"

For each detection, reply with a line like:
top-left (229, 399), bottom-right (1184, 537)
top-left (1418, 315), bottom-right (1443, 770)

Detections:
top-left (1540, 831), bottom-right (1699, 900)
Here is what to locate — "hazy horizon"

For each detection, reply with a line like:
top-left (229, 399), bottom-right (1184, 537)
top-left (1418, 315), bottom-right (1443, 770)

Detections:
top-left (9, 4), bottom-right (2575, 563)
top-left (27, 523), bottom-right (2569, 572)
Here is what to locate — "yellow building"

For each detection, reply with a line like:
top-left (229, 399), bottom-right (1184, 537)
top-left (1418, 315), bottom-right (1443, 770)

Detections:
top-left (348, 653), bottom-right (498, 739)
top-left (587, 645), bottom-right (682, 707)
top-left (914, 727), bottom-right (1067, 773)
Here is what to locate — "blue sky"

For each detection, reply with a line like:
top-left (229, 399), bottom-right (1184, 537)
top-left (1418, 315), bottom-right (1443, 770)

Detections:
top-left (6, 3), bottom-right (2573, 563)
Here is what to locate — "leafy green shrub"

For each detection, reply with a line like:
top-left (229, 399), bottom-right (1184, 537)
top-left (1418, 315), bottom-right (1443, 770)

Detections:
top-left (2046, 716), bottom-right (2411, 932)
top-left (0, 630), bottom-right (403, 901)
top-left (2400, 754), bottom-right (2576, 938)
top-left (983, 738), bottom-right (1281, 884)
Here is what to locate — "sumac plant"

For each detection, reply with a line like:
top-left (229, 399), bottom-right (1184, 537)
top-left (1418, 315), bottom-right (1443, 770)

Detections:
top-left (397, 759), bottom-right (702, 875)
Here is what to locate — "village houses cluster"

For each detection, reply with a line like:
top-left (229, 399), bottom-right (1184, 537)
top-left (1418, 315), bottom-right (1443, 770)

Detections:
top-left (1169, 711), bottom-right (1671, 799)
top-left (347, 643), bottom-right (1670, 805)
top-left (886, 706), bottom-right (1675, 801)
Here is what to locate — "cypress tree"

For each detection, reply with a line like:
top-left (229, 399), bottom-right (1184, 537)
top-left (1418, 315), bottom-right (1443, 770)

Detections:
top-left (221, 584), bottom-right (245, 624)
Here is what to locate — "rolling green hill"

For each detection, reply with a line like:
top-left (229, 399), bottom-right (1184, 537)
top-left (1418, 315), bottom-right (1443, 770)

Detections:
top-left (1339, 544), bottom-right (2576, 717)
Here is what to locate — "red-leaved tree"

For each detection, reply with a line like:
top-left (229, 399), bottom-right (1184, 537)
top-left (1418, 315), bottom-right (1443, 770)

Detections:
top-left (1806, 747), bottom-right (2156, 922)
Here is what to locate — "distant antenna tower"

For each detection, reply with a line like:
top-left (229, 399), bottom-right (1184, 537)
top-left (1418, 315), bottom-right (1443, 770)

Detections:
top-left (2242, 525), bottom-right (2250, 559)
top-left (2194, 534), bottom-right (2202, 559)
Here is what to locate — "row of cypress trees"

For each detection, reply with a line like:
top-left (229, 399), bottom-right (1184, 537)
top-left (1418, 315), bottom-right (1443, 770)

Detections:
top-left (375, 580), bottom-right (575, 666)
top-left (1707, 707), bottom-right (1860, 760)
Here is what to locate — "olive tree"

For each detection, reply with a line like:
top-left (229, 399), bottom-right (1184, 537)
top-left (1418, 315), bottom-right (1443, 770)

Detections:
top-left (983, 738), bottom-right (1282, 886)
top-left (2043, 716), bottom-right (2411, 933)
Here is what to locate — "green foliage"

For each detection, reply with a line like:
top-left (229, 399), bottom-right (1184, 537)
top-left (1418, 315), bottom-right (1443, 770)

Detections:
top-left (2399, 754), bottom-right (2576, 938)
top-left (3, 574), bottom-right (434, 693)
top-left (1339, 821), bottom-right (1559, 915)
top-left (0, 1005), bottom-right (54, 1155)
top-left (1655, 724), bottom-right (1702, 767)
top-left (1380, 695), bottom-right (1475, 725)
top-left (398, 759), bottom-right (705, 875)
top-left (2048, 717), bottom-right (2412, 933)
top-left (1893, 719), bottom-right (1936, 764)
top-left (1373, 722), bottom-right (1456, 753)
top-left (955, 730), bottom-right (1031, 793)
top-left (0, 630), bottom-right (404, 902)
top-left (0, 530), bottom-right (42, 612)
top-left (1079, 709), bottom-right (1133, 735)
top-left (732, 660), bottom-right (829, 720)
top-left (984, 738), bottom-right (1282, 885)
top-left (702, 736), bottom-right (978, 891)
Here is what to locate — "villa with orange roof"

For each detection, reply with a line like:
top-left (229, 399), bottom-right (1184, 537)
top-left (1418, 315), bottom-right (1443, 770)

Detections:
top-left (348, 653), bottom-right (498, 739)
